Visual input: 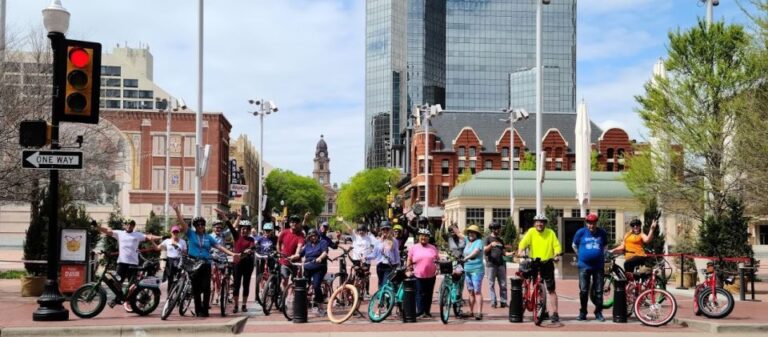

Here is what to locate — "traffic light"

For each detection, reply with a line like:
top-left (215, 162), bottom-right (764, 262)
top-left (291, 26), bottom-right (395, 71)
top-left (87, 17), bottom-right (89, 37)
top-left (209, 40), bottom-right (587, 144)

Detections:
top-left (54, 39), bottom-right (101, 124)
top-left (19, 120), bottom-right (51, 148)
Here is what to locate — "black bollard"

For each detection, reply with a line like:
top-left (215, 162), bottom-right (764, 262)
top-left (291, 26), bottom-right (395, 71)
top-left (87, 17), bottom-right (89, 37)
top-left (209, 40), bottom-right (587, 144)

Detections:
top-left (402, 277), bottom-right (417, 323)
top-left (612, 279), bottom-right (627, 323)
top-left (509, 277), bottom-right (523, 323)
top-left (293, 278), bottom-right (308, 323)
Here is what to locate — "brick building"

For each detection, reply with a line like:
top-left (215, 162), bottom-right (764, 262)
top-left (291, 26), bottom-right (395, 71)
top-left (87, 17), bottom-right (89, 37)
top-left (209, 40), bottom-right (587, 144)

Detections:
top-left (404, 112), bottom-right (635, 220)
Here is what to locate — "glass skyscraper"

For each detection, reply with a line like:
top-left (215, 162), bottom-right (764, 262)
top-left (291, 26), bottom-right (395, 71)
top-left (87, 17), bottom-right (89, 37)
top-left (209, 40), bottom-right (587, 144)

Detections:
top-left (365, 0), bottom-right (577, 169)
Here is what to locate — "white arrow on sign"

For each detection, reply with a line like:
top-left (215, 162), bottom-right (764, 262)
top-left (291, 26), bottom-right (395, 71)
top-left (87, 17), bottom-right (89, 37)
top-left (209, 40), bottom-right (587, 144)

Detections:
top-left (25, 151), bottom-right (81, 168)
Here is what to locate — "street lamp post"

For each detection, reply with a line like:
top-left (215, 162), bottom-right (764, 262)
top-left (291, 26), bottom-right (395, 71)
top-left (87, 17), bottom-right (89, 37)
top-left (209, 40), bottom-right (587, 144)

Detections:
top-left (158, 97), bottom-right (186, 230)
top-left (35, 0), bottom-right (71, 321)
top-left (415, 103), bottom-right (442, 221)
top-left (535, 0), bottom-right (550, 214)
top-left (501, 108), bottom-right (529, 228)
top-left (702, 0), bottom-right (718, 28)
top-left (249, 99), bottom-right (278, 233)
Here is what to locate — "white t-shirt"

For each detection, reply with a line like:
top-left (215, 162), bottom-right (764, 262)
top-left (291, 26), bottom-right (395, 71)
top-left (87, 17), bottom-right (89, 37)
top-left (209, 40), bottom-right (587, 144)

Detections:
top-left (112, 230), bottom-right (146, 265)
top-left (160, 238), bottom-right (187, 258)
top-left (351, 233), bottom-right (377, 261)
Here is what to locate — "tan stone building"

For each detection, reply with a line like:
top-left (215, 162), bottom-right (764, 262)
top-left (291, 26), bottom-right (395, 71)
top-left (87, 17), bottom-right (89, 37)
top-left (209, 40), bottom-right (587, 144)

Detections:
top-left (313, 135), bottom-right (337, 224)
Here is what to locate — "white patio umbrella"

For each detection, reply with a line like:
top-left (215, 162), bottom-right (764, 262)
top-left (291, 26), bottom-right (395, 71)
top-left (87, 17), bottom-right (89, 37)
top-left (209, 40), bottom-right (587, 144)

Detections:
top-left (575, 99), bottom-right (592, 217)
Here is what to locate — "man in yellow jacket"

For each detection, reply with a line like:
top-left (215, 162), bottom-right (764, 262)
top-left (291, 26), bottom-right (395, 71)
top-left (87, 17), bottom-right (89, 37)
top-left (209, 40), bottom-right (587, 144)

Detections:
top-left (517, 213), bottom-right (562, 323)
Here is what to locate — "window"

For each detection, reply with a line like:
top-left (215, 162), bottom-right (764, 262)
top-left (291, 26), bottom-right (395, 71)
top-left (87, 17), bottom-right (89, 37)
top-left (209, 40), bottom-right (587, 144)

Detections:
top-left (139, 90), bottom-right (154, 99)
top-left (513, 161), bottom-right (520, 170)
top-left (513, 147), bottom-right (520, 158)
top-left (466, 208), bottom-right (485, 228)
top-left (418, 159), bottom-right (425, 174)
top-left (123, 79), bottom-right (139, 87)
top-left (102, 65), bottom-right (121, 76)
top-left (418, 187), bottom-right (425, 202)
top-left (441, 159), bottom-right (449, 174)
top-left (184, 136), bottom-right (196, 157)
top-left (501, 147), bottom-right (509, 157)
top-left (169, 135), bottom-right (182, 156)
top-left (151, 168), bottom-right (165, 191)
top-left (458, 160), bottom-right (465, 174)
top-left (169, 168), bottom-right (181, 191)
top-left (105, 78), bottom-right (121, 87)
top-left (484, 160), bottom-right (493, 169)
top-left (555, 161), bottom-right (562, 171)
top-left (106, 100), bottom-right (120, 109)
top-left (571, 209), bottom-right (591, 218)
top-left (105, 89), bottom-right (120, 97)
top-left (124, 90), bottom-right (139, 98)
top-left (617, 149), bottom-right (626, 171)
top-left (492, 208), bottom-right (511, 227)
top-left (458, 146), bottom-right (465, 157)
top-left (152, 135), bottom-right (166, 156)
top-left (501, 161), bottom-right (509, 170)
top-left (469, 146), bottom-right (476, 157)
top-left (319, 176), bottom-right (325, 184)
top-left (441, 186), bottom-right (450, 201)
top-left (123, 100), bottom-right (139, 109)
top-left (470, 160), bottom-right (476, 174)
top-left (183, 169), bottom-right (195, 191)
top-left (599, 209), bottom-right (617, 242)
top-left (327, 199), bottom-right (334, 213)
top-left (141, 101), bottom-right (154, 109)
top-left (607, 162), bottom-right (614, 171)
top-left (319, 163), bottom-right (324, 170)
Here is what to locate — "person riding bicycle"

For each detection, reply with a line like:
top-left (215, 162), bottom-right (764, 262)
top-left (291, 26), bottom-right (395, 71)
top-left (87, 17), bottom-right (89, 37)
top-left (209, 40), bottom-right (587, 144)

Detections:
top-left (343, 222), bottom-right (377, 296)
top-left (157, 225), bottom-right (187, 294)
top-left (572, 213), bottom-right (608, 322)
top-left (373, 220), bottom-right (400, 287)
top-left (484, 221), bottom-right (507, 309)
top-left (298, 228), bottom-right (330, 313)
top-left (230, 218), bottom-right (256, 313)
top-left (172, 204), bottom-right (239, 317)
top-left (406, 227), bottom-right (439, 318)
top-left (610, 218), bottom-right (657, 275)
top-left (254, 221), bottom-right (278, 275)
top-left (94, 219), bottom-right (162, 312)
top-left (277, 215), bottom-right (306, 291)
top-left (318, 222), bottom-right (340, 249)
top-left (516, 213), bottom-right (562, 323)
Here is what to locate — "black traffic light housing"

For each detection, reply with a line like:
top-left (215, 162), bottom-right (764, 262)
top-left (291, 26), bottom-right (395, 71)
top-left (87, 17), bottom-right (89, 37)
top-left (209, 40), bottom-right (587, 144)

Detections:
top-left (53, 39), bottom-right (101, 124)
top-left (19, 120), bottom-right (51, 148)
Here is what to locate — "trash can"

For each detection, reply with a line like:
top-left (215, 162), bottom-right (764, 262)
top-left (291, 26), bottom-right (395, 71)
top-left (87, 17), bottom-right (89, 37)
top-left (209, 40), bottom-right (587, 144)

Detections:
top-left (293, 278), bottom-right (308, 323)
top-left (612, 279), bottom-right (627, 323)
top-left (509, 277), bottom-right (523, 323)
top-left (402, 278), bottom-right (417, 323)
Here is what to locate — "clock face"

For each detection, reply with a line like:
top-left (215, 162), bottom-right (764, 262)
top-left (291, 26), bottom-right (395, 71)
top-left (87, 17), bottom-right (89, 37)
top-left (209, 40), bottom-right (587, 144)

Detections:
top-left (320, 152), bottom-right (325, 158)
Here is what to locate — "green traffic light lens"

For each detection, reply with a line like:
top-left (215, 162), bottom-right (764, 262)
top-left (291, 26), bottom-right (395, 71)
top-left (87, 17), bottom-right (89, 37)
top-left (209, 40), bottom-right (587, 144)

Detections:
top-left (67, 70), bottom-right (88, 89)
top-left (67, 93), bottom-right (87, 112)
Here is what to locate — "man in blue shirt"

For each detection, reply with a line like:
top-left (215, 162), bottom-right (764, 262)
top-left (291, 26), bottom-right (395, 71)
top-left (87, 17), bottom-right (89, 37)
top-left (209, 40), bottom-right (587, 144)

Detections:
top-left (572, 213), bottom-right (608, 322)
top-left (300, 229), bottom-right (330, 312)
top-left (318, 222), bottom-right (340, 249)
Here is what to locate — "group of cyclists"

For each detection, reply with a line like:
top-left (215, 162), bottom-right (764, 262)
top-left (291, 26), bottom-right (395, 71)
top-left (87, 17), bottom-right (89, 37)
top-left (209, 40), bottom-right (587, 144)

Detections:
top-left (93, 205), bottom-right (663, 324)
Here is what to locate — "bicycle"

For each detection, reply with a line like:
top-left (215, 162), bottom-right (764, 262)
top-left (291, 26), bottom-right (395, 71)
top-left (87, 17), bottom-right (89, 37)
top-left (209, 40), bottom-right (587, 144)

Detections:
top-left (633, 261), bottom-right (677, 327)
top-left (210, 253), bottom-right (231, 309)
top-left (596, 252), bottom-right (668, 316)
top-left (326, 246), bottom-right (367, 324)
top-left (213, 254), bottom-right (234, 316)
top-left (367, 266), bottom-right (407, 322)
top-left (160, 255), bottom-right (205, 320)
top-left (438, 257), bottom-right (465, 324)
top-left (281, 260), bottom-right (332, 320)
top-left (253, 251), bottom-right (285, 315)
top-left (516, 256), bottom-right (548, 326)
top-left (71, 251), bottom-right (162, 318)
top-left (693, 258), bottom-right (735, 319)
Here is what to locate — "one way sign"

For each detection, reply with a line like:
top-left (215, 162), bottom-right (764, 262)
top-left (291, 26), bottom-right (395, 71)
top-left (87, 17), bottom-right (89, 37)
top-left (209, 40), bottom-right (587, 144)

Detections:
top-left (22, 150), bottom-right (83, 170)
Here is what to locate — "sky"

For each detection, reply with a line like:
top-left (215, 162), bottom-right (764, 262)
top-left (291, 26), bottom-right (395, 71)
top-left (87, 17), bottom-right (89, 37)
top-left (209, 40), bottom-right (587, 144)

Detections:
top-left (4, 0), bottom-right (759, 185)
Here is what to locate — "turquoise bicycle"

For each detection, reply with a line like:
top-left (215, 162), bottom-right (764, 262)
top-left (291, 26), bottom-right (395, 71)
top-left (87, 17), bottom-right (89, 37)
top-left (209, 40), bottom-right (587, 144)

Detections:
top-left (367, 267), bottom-right (407, 322)
top-left (438, 259), bottom-right (465, 324)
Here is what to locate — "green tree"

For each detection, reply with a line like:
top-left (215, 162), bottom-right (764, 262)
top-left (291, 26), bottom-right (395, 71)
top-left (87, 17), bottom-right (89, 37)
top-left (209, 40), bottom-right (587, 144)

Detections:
top-left (634, 20), bottom-right (759, 222)
top-left (336, 168), bottom-right (400, 226)
top-left (591, 149), bottom-right (600, 171)
top-left (142, 211), bottom-right (166, 259)
top-left (544, 205), bottom-right (560, 235)
top-left (455, 169), bottom-right (473, 185)
top-left (642, 199), bottom-right (666, 256)
top-left (519, 151), bottom-right (536, 171)
top-left (264, 169), bottom-right (325, 224)
top-left (697, 197), bottom-right (753, 261)
top-left (500, 217), bottom-right (519, 252)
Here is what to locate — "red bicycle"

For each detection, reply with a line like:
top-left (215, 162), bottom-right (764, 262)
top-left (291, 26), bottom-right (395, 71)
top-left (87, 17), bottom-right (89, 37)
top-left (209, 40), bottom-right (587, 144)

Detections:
top-left (516, 256), bottom-right (548, 326)
top-left (693, 259), bottom-right (735, 319)
top-left (633, 262), bottom-right (677, 326)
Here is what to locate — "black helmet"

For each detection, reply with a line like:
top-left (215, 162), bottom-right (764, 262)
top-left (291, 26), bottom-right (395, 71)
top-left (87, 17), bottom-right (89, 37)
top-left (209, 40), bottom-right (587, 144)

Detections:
top-left (489, 221), bottom-right (501, 230)
top-left (380, 220), bottom-right (392, 229)
top-left (629, 219), bottom-right (642, 228)
top-left (356, 224), bottom-right (369, 232)
top-left (289, 215), bottom-right (301, 223)
top-left (418, 216), bottom-right (428, 224)
top-left (192, 216), bottom-right (206, 227)
top-left (307, 228), bottom-right (319, 237)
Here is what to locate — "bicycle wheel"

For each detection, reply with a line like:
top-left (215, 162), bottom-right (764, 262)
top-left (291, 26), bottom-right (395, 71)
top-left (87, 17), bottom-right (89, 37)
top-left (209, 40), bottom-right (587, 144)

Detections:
top-left (219, 277), bottom-right (230, 317)
top-left (254, 273), bottom-right (267, 307)
top-left (261, 277), bottom-right (277, 315)
top-left (439, 286), bottom-right (451, 324)
top-left (179, 284), bottom-right (193, 316)
top-left (698, 287), bottom-right (734, 319)
top-left (282, 283), bottom-right (296, 321)
top-left (367, 289), bottom-right (395, 322)
top-left (657, 259), bottom-right (673, 282)
top-left (634, 288), bottom-right (677, 327)
top-left (327, 284), bottom-right (359, 324)
top-left (534, 283), bottom-right (547, 326)
top-left (626, 284), bottom-right (637, 317)
top-left (161, 281), bottom-right (182, 320)
top-left (130, 287), bottom-right (160, 316)
top-left (70, 283), bottom-right (107, 319)
top-left (594, 274), bottom-right (614, 308)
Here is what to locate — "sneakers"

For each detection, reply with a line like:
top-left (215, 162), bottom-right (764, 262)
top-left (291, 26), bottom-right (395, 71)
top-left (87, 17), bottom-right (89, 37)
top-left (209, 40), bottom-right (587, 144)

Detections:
top-left (594, 312), bottom-right (605, 322)
top-left (551, 313), bottom-right (560, 323)
top-left (123, 301), bottom-right (133, 313)
top-left (500, 303), bottom-right (508, 308)
top-left (577, 312), bottom-right (587, 321)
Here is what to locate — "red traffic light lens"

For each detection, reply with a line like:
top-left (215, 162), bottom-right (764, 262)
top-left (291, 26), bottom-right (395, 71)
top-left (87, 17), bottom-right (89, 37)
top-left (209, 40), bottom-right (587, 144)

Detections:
top-left (68, 48), bottom-right (90, 68)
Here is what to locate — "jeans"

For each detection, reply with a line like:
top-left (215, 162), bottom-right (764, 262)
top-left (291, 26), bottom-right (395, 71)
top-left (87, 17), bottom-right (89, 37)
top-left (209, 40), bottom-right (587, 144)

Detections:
top-left (486, 264), bottom-right (507, 305)
top-left (192, 262), bottom-right (212, 316)
top-left (415, 276), bottom-right (436, 316)
top-left (305, 265), bottom-right (327, 305)
top-left (578, 267), bottom-right (604, 315)
top-left (377, 263), bottom-right (394, 288)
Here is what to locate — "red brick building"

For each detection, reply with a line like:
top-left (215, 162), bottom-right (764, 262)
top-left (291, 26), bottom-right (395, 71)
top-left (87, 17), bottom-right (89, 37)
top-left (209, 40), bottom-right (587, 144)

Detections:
top-left (102, 110), bottom-right (231, 223)
top-left (404, 112), bottom-right (635, 218)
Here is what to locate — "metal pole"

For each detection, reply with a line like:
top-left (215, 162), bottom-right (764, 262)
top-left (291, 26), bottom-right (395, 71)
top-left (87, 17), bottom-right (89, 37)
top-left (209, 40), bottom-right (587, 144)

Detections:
top-left (165, 104), bottom-right (170, 229)
top-left (706, 0), bottom-right (713, 29)
top-left (509, 116), bottom-right (515, 225)
top-left (258, 111), bottom-right (264, 233)
top-left (33, 31), bottom-right (68, 321)
top-left (194, 0), bottom-right (203, 217)
top-left (424, 106), bottom-right (429, 220)
top-left (535, 0), bottom-right (543, 214)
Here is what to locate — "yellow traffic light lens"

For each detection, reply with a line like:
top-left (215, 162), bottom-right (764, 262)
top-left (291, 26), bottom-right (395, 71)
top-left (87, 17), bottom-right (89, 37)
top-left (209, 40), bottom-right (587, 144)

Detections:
top-left (68, 48), bottom-right (90, 68)
top-left (67, 93), bottom-right (87, 112)
top-left (67, 70), bottom-right (88, 89)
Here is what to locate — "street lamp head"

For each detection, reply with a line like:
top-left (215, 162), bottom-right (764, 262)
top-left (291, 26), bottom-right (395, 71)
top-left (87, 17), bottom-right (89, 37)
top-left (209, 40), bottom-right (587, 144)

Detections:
top-left (431, 104), bottom-right (443, 116)
top-left (248, 99), bottom-right (261, 106)
top-left (515, 108), bottom-right (530, 120)
top-left (177, 98), bottom-right (187, 110)
top-left (542, 0), bottom-right (551, 4)
top-left (42, 0), bottom-right (70, 35)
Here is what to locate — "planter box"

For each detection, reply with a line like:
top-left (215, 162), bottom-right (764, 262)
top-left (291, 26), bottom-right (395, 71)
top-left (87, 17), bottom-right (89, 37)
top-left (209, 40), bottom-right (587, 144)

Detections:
top-left (20, 275), bottom-right (46, 297)
top-left (673, 271), bottom-right (697, 288)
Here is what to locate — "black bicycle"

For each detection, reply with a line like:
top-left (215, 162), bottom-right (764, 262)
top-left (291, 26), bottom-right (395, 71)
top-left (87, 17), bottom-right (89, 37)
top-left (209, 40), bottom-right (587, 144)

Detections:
top-left (160, 255), bottom-right (205, 320)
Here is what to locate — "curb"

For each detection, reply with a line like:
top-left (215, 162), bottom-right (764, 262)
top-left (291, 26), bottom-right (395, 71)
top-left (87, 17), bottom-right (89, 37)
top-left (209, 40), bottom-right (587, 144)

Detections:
top-left (0, 316), bottom-right (248, 337)
top-left (674, 317), bottom-right (768, 334)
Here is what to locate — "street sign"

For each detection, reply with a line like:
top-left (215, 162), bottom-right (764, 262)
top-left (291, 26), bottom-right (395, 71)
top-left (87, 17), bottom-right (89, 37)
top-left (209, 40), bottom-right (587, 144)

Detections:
top-left (22, 150), bottom-right (83, 170)
top-left (230, 184), bottom-right (249, 193)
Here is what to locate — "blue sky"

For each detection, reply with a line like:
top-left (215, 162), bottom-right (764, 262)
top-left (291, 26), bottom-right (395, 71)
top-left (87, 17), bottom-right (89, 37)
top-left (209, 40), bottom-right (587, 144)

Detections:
top-left (5, 0), bottom-right (758, 184)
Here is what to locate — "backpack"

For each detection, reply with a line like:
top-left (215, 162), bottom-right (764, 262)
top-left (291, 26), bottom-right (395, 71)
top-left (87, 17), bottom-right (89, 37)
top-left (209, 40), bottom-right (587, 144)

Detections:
top-left (487, 239), bottom-right (505, 266)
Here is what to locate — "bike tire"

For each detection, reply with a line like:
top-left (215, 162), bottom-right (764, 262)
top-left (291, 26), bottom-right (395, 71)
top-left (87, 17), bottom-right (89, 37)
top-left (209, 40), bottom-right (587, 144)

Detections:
top-left (634, 288), bottom-right (677, 327)
top-left (626, 284), bottom-right (636, 317)
top-left (70, 283), bottom-right (107, 319)
top-left (261, 277), bottom-right (277, 315)
top-left (220, 277), bottom-right (229, 317)
top-left (327, 284), bottom-right (359, 324)
top-left (698, 287), bottom-right (734, 319)
top-left (130, 287), bottom-right (160, 316)
top-left (439, 286), bottom-right (451, 324)
top-left (534, 283), bottom-right (547, 326)
top-left (161, 282), bottom-right (182, 320)
top-left (367, 289), bottom-right (395, 322)
top-left (282, 283), bottom-right (296, 321)
top-left (179, 284), bottom-right (193, 316)
top-left (254, 273), bottom-right (266, 307)
top-left (594, 274), bottom-right (614, 309)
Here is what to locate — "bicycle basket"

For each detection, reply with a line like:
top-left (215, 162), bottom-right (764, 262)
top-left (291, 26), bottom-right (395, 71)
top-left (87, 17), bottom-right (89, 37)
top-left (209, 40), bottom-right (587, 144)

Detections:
top-left (183, 257), bottom-right (205, 274)
top-left (438, 261), bottom-right (453, 275)
top-left (518, 259), bottom-right (532, 278)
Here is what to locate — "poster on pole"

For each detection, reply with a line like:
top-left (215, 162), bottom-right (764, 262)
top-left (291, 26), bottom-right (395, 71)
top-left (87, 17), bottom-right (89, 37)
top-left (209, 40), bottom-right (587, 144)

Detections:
top-left (60, 228), bottom-right (87, 262)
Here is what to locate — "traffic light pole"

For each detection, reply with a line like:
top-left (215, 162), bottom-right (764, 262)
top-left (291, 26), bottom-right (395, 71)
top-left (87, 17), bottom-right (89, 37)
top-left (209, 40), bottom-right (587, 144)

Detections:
top-left (33, 31), bottom-right (69, 321)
